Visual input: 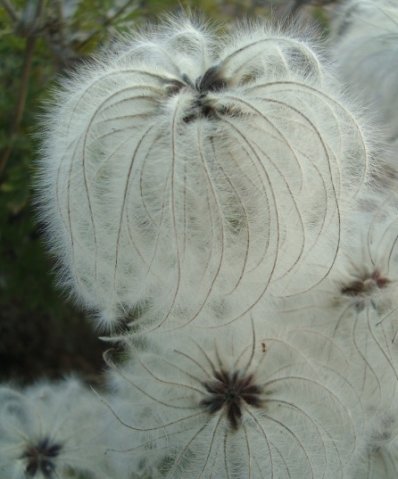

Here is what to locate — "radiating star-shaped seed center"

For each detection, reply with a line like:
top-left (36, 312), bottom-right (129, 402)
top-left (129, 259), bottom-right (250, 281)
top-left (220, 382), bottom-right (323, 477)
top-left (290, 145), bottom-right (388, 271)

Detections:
top-left (200, 369), bottom-right (263, 430)
top-left (21, 437), bottom-right (62, 478)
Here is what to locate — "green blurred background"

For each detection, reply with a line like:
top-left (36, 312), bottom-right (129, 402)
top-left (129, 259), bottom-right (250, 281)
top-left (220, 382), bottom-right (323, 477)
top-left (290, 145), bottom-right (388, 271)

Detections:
top-left (0, 0), bottom-right (334, 384)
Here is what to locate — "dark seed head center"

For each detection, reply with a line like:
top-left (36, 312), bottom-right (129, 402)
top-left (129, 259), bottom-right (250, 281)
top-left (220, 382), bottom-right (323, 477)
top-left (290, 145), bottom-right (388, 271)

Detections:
top-left (340, 269), bottom-right (391, 311)
top-left (165, 66), bottom-right (230, 123)
top-left (200, 368), bottom-right (263, 430)
top-left (341, 269), bottom-right (390, 297)
top-left (21, 437), bottom-right (62, 478)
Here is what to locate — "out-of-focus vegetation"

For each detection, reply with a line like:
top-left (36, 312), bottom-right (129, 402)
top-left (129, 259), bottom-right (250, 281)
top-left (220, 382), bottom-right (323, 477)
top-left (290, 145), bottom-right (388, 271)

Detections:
top-left (0, 0), bottom-right (335, 383)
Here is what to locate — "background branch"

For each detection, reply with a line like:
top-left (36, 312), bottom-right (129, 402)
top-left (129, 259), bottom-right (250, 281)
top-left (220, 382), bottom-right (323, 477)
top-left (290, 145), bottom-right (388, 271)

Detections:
top-left (0, 37), bottom-right (36, 177)
top-left (0, 0), bottom-right (19, 23)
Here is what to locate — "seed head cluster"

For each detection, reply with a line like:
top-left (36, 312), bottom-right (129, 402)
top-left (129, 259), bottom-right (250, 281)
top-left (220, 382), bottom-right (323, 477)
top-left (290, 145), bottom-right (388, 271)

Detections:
top-left (1, 2), bottom-right (397, 478)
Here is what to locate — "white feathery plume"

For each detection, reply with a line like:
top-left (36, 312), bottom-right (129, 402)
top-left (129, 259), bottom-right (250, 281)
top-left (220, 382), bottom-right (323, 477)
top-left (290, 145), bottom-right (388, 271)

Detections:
top-left (270, 188), bottom-right (398, 405)
top-left (36, 15), bottom-right (372, 329)
top-left (347, 406), bottom-right (398, 478)
top-left (330, 0), bottom-right (398, 143)
top-left (102, 318), bottom-right (361, 478)
top-left (0, 378), bottom-right (108, 479)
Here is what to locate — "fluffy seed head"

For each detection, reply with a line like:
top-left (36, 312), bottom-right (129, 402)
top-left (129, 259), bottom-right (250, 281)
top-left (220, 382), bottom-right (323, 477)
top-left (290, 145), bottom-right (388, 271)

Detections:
top-left (0, 378), bottom-right (108, 479)
top-left (36, 15), bottom-right (372, 329)
top-left (103, 319), bottom-right (360, 478)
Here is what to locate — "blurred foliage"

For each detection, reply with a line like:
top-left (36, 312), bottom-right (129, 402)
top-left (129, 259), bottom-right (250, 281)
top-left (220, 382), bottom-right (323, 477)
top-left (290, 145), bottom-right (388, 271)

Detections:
top-left (0, 0), bottom-right (333, 383)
